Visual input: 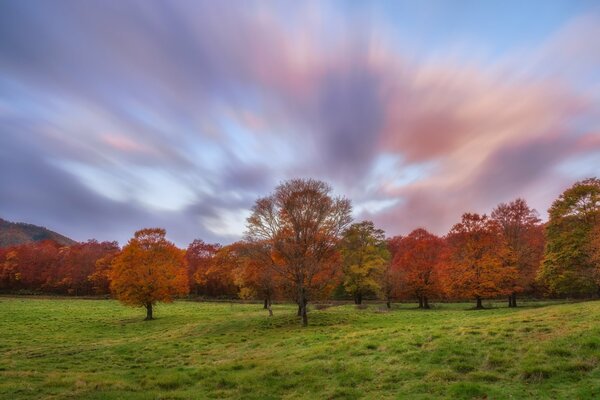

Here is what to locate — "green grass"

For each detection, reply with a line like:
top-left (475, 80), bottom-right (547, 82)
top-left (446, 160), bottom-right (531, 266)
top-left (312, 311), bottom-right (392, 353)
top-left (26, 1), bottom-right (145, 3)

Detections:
top-left (1, 298), bottom-right (600, 399)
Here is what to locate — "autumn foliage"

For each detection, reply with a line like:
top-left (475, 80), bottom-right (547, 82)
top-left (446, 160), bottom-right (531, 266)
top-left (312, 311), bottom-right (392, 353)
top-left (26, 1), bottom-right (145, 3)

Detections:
top-left (391, 229), bottom-right (445, 308)
top-left (246, 178), bottom-right (351, 326)
top-left (109, 228), bottom-right (188, 320)
top-left (444, 213), bottom-right (516, 309)
top-left (2, 177), bottom-right (600, 322)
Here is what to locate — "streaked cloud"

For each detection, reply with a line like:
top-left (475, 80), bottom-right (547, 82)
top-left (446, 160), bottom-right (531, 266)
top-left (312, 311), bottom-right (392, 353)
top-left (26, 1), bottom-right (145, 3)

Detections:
top-left (0, 1), bottom-right (599, 245)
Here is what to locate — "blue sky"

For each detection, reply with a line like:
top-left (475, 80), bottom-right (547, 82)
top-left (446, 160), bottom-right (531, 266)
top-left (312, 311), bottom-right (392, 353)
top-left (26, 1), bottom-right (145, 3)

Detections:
top-left (1, 1), bottom-right (599, 246)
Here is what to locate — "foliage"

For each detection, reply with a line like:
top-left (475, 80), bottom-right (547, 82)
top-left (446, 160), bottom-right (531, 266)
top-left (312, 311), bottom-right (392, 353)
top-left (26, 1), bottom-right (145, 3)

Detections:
top-left (491, 198), bottom-right (545, 303)
top-left (538, 178), bottom-right (600, 296)
top-left (186, 239), bottom-right (238, 298)
top-left (392, 228), bottom-right (445, 308)
top-left (339, 221), bottom-right (389, 304)
top-left (109, 228), bottom-right (188, 319)
top-left (444, 213), bottom-right (516, 307)
top-left (246, 178), bottom-right (352, 325)
top-left (229, 241), bottom-right (281, 308)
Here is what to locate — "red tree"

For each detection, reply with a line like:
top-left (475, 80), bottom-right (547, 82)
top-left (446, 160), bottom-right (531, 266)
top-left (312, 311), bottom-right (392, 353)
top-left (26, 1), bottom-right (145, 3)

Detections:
top-left (393, 229), bottom-right (445, 309)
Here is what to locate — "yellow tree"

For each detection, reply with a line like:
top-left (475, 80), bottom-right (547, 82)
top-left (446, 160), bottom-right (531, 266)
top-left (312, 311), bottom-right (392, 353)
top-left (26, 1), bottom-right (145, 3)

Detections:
top-left (110, 228), bottom-right (188, 320)
top-left (340, 221), bottom-right (390, 304)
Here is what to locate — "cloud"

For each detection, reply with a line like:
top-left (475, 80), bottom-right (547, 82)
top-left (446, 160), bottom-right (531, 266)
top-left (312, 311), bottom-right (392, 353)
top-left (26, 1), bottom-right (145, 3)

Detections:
top-left (0, 2), bottom-right (599, 244)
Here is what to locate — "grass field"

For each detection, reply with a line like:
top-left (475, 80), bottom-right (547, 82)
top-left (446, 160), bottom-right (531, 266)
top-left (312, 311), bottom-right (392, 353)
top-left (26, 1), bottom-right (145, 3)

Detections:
top-left (1, 298), bottom-right (600, 399)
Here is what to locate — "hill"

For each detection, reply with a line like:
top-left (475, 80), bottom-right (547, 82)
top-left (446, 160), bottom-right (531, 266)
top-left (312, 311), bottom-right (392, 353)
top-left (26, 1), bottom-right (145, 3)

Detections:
top-left (0, 218), bottom-right (77, 248)
top-left (1, 299), bottom-right (599, 399)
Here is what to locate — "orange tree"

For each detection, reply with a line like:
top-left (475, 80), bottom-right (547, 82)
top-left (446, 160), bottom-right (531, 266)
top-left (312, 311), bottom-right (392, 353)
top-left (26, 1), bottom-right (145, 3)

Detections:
top-left (444, 213), bottom-right (515, 309)
top-left (228, 241), bottom-right (281, 315)
top-left (491, 198), bottom-right (544, 307)
top-left (110, 228), bottom-right (188, 320)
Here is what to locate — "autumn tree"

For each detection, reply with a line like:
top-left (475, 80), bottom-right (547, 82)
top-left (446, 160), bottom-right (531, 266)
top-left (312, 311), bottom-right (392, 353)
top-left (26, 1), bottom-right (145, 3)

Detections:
top-left (246, 179), bottom-right (352, 326)
top-left (1, 240), bottom-right (62, 292)
top-left (339, 221), bottom-right (389, 305)
top-left (491, 199), bottom-right (545, 307)
top-left (444, 213), bottom-right (515, 309)
top-left (379, 236), bottom-right (403, 308)
top-left (538, 178), bottom-right (600, 297)
top-left (185, 240), bottom-right (221, 296)
top-left (110, 228), bottom-right (188, 320)
top-left (229, 241), bottom-right (279, 315)
top-left (393, 229), bottom-right (444, 309)
top-left (53, 240), bottom-right (120, 295)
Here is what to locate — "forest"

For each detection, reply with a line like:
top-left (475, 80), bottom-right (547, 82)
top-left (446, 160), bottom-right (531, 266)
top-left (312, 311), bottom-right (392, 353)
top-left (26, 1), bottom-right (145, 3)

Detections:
top-left (2, 177), bottom-right (599, 324)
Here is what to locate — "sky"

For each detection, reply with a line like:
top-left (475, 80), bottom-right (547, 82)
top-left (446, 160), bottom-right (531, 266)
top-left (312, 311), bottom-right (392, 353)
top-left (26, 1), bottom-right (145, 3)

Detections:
top-left (1, 0), bottom-right (599, 247)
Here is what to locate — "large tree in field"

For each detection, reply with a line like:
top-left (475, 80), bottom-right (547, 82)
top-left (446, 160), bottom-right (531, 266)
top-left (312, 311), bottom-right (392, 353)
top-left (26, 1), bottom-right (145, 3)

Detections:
top-left (110, 228), bottom-right (188, 320)
top-left (340, 221), bottom-right (390, 304)
top-left (246, 178), bottom-right (352, 326)
top-left (393, 228), bottom-right (444, 309)
top-left (491, 199), bottom-right (544, 307)
top-left (444, 213), bottom-right (515, 309)
top-left (538, 178), bottom-right (600, 297)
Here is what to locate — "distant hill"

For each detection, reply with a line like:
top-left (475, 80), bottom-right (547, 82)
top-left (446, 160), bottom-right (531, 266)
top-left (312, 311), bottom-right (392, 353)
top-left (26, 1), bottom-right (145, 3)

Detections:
top-left (0, 218), bottom-right (77, 248)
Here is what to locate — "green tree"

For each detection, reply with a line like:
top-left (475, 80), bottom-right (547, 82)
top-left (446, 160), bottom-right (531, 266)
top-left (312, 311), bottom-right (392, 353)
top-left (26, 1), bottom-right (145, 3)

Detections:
top-left (538, 178), bottom-right (600, 297)
top-left (340, 221), bottom-right (390, 304)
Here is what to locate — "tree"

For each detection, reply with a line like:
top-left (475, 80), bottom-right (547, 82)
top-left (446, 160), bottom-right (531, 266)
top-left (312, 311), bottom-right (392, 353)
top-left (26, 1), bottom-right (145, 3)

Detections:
top-left (379, 236), bottom-right (403, 308)
top-left (392, 229), bottom-right (444, 309)
top-left (246, 179), bottom-right (352, 326)
top-left (185, 239), bottom-right (221, 296)
top-left (491, 199), bottom-right (544, 307)
top-left (89, 250), bottom-right (119, 295)
top-left (110, 228), bottom-right (188, 320)
top-left (589, 222), bottom-right (600, 287)
top-left (444, 213), bottom-right (515, 309)
top-left (229, 241), bottom-right (280, 316)
top-left (538, 178), bottom-right (600, 297)
top-left (340, 221), bottom-right (389, 304)
top-left (53, 240), bottom-right (120, 295)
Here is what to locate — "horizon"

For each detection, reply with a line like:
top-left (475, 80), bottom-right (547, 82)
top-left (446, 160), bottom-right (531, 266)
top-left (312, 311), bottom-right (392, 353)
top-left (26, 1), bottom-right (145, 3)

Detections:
top-left (1, 1), bottom-right (600, 247)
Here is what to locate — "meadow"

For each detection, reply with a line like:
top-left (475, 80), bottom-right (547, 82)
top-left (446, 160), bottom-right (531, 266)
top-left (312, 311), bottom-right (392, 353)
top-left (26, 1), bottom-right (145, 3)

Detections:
top-left (1, 298), bottom-right (600, 399)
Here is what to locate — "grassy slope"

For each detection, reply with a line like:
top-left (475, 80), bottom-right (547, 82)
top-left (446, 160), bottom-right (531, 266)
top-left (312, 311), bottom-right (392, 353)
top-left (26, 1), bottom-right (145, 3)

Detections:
top-left (1, 299), bottom-right (600, 400)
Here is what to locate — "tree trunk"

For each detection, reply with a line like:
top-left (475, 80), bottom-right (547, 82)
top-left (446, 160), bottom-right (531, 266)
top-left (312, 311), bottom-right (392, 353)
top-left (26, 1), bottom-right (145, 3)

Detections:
top-left (145, 303), bottom-right (153, 320)
top-left (511, 292), bottom-right (517, 308)
top-left (475, 296), bottom-right (483, 309)
top-left (263, 298), bottom-right (268, 309)
top-left (267, 298), bottom-right (273, 317)
top-left (300, 295), bottom-right (308, 327)
top-left (357, 293), bottom-right (362, 305)
top-left (386, 299), bottom-right (391, 309)
top-left (418, 295), bottom-right (423, 309)
top-left (423, 296), bottom-right (430, 309)
top-left (297, 303), bottom-right (302, 316)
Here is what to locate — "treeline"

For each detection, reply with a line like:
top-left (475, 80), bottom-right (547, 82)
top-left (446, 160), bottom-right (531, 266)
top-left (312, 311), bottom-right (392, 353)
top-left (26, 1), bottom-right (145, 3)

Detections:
top-left (1, 178), bottom-right (599, 321)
